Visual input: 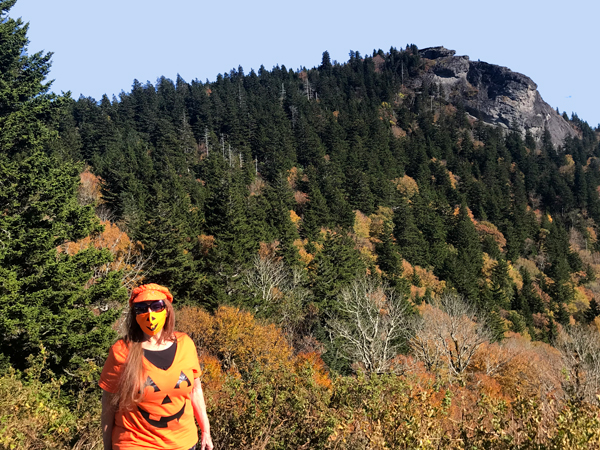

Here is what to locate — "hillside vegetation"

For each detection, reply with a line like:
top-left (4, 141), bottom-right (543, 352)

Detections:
top-left (1, 0), bottom-right (600, 448)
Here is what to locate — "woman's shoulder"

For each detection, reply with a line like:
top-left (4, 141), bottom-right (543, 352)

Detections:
top-left (174, 331), bottom-right (194, 345)
top-left (109, 338), bottom-right (130, 361)
top-left (175, 331), bottom-right (200, 353)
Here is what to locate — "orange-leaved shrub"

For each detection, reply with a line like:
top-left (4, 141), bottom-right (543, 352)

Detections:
top-left (177, 305), bottom-right (334, 449)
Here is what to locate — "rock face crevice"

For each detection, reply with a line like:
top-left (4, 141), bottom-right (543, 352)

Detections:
top-left (416, 46), bottom-right (574, 148)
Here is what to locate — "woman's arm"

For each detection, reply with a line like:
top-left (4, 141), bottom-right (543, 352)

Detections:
top-left (191, 378), bottom-right (213, 450)
top-left (101, 390), bottom-right (116, 450)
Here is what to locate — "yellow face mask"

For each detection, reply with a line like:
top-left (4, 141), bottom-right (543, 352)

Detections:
top-left (136, 309), bottom-right (167, 336)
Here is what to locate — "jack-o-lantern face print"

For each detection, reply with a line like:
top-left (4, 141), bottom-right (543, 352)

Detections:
top-left (136, 309), bottom-right (167, 336)
top-left (138, 371), bottom-right (193, 428)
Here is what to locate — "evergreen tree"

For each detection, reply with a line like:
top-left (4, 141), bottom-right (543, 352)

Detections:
top-left (447, 202), bottom-right (483, 303)
top-left (0, 0), bottom-right (67, 156)
top-left (264, 175), bottom-right (301, 267)
top-left (301, 167), bottom-right (331, 240)
top-left (584, 298), bottom-right (599, 324)
top-left (556, 302), bottom-right (570, 326)
top-left (544, 221), bottom-right (575, 305)
top-left (0, 152), bottom-right (126, 377)
top-left (375, 221), bottom-right (403, 281)
top-left (310, 231), bottom-right (365, 310)
top-left (489, 258), bottom-right (513, 310)
top-left (393, 199), bottom-right (428, 267)
top-left (0, 1), bottom-right (126, 380)
top-left (203, 166), bottom-right (258, 303)
top-left (487, 309), bottom-right (507, 342)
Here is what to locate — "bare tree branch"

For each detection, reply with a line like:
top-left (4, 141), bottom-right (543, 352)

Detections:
top-left (555, 325), bottom-right (600, 404)
top-left (327, 277), bottom-right (412, 373)
top-left (411, 293), bottom-right (492, 377)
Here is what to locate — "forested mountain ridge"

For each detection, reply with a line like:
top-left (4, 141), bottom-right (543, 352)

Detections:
top-left (57, 44), bottom-right (600, 340)
top-left (3, 0), bottom-right (600, 444)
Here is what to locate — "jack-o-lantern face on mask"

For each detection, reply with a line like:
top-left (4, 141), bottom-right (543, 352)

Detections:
top-left (138, 371), bottom-right (193, 428)
top-left (136, 309), bottom-right (167, 336)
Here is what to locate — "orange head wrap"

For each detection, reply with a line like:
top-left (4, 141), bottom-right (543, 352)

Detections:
top-left (129, 283), bottom-right (173, 306)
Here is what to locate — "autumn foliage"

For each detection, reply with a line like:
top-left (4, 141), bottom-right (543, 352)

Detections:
top-left (59, 220), bottom-right (148, 289)
top-left (171, 305), bottom-right (600, 450)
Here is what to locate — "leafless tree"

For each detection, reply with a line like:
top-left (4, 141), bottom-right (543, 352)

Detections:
top-left (555, 325), bottom-right (600, 404)
top-left (95, 204), bottom-right (115, 223)
top-left (327, 277), bottom-right (412, 373)
top-left (245, 254), bottom-right (288, 305)
top-left (409, 314), bottom-right (444, 372)
top-left (245, 254), bottom-right (311, 345)
top-left (411, 293), bottom-right (492, 377)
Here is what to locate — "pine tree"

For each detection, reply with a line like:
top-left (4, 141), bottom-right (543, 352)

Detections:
top-left (0, 0), bottom-right (67, 156)
top-left (264, 175), bottom-right (301, 267)
top-left (489, 258), bottom-right (513, 310)
top-left (310, 231), bottom-right (365, 310)
top-left (544, 221), bottom-right (575, 305)
top-left (487, 309), bottom-right (507, 342)
top-left (585, 298), bottom-right (599, 324)
top-left (0, 152), bottom-right (126, 378)
top-left (555, 302), bottom-right (569, 326)
top-left (301, 168), bottom-right (331, 240)
top-left (203, 166), bottom-right (258, 302)
top-left (0, 1), bottom-right (126, 380)
top-left (375, 221), bottom-right (403, 280)
top-left (393, 199), bottom-right (428, 267)
top-left (447, 202), bottom-right (483, 303)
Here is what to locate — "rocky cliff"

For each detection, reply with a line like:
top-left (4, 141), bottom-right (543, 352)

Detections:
top-left (415, 47), bottom-right (574, 148)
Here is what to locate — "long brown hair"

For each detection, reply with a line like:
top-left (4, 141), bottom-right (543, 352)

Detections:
top-left (113, 299), bottom-right (176, 410)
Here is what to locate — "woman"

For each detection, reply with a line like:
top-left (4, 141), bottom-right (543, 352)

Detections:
top-left (100, 283), bottom-right (213, 450)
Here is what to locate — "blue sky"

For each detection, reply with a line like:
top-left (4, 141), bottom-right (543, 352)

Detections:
top-left (14, 0), bottom-right (600, 127)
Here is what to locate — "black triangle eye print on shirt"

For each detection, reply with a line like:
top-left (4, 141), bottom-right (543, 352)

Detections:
top-left (174, 371), bottom-right (191, 389)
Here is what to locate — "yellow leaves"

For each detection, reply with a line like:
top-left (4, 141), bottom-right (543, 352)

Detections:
top-left (392, 175), bottom-right (419, 198)
top-left (197, 234), bottom-right (215, 255)
top-left (258, 241), bottom-right (279, 259)
top-left (290, 210), bottom-right (301, 227)
top-left (453, 204), bottom-right (476, 221)
top-left (368, 206), bottom-right (394, 238)
top-left (482, 253), bottom-right (496, 280)
top-left (587, 226), bottom-right (597, 244)
top-left (508, 262), bottom-right (523, 290)
top-left (78, 169), bottom-right (103, 206)
top-left (447, 170), bottom-right (458, 189)
top-left (287, 166), bottom-right (300, 189)
top-left (293, 238), bottom-right (314, 265)
top-left (594, 316), bottom-right (600, 334)
top-left (295, 352), bottom-right (332, 389)
top-left (59, 220), bottom-right (147, 287)
top-left (402, 260), bottom-right (446, 298)
top-left (61, 220), bottom-right (134, 257)
top-left (475, 220), bottom-right (507, 250)
top-left (0, 368), bottom-right (101, 450)
top-left (350, 212), bottom-right (378, 264)
top-left (353, 210), bottom-right (371, 239)
top-left (248, 177), bottom-right (266, 196)
top-left (178, 305), bottom-right (294, 378)
top-left (559, 154), bottom-right (575, 178)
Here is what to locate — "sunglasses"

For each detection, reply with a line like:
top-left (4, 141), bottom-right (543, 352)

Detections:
top-left (133, 300), bottom-right (166, 315)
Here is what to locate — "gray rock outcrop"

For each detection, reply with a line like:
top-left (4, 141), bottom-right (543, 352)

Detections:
top-left (416, 46), bottom-right (574, 148)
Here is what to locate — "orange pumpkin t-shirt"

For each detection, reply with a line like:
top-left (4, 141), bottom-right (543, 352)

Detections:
top-left (99, 332), bottom-right (202, 450)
